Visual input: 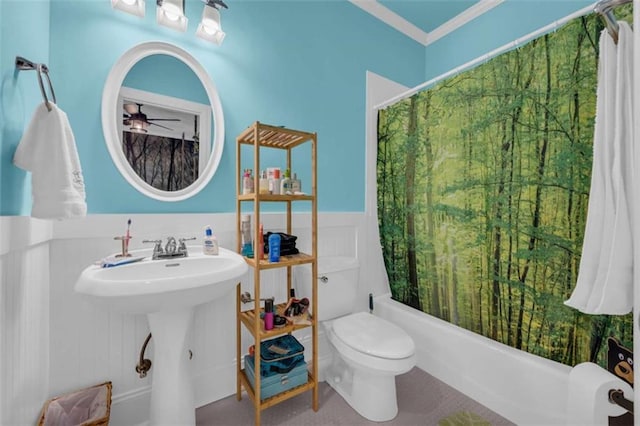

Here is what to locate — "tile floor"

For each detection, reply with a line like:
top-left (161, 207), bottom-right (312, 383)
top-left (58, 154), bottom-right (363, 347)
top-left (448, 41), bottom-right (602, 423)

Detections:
top-left (196, 367), bottom-right (515, 425)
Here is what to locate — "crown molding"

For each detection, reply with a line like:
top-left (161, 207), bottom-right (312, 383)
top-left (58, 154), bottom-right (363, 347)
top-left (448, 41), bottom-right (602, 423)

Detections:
top-left (425, 0), bottom-right (504, 46)
top-left (350, 0), bottom-right (504, 47)
top-left (350, 0), bottom-right (429, 45)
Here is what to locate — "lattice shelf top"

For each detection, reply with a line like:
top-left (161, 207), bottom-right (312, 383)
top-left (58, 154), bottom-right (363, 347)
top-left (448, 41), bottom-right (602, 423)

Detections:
top-left (236, 121), bottom-right (315, 149)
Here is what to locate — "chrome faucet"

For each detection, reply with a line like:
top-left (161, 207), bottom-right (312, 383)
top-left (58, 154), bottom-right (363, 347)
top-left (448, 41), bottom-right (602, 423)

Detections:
top-left (165, 237), bottom-right (178, 255)
top-left (142, 239), bottom-right (164, 259)
top-left (143, 237), bottom-right (195, 260)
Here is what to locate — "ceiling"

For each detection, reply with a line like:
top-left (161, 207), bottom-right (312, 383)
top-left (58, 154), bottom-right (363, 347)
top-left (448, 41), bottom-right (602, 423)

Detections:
top-left (350, 0), bottom-right (504, 46)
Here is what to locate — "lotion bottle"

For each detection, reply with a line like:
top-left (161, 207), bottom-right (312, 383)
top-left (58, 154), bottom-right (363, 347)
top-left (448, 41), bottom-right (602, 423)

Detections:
top-left (268, 233), bottom-right (281, 262)
top-left (280, 169), bottom-right (292, 194)
top-left (242, 169), bottom-right (254, 195)
top-left (203, 226), bottom-right (219, 255)
top-left (259, 170), bottom-right (269, 194)
top-left (291, 172), bottom-right (301, 193)
top-left (240, 214), bottom-right (253, 257)
top-left (270, 168), bottom-right (281, 195)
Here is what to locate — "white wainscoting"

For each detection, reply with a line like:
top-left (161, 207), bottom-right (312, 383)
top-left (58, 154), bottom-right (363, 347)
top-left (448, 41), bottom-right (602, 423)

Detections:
top-left (46, 212), bottom-right (364, 425)
top-left (0, 217), bottom-right (52, 425)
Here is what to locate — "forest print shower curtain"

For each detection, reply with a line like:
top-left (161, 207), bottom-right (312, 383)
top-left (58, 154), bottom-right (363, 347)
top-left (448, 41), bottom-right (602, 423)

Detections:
top-left (377, 11), bottom-right (632, 367)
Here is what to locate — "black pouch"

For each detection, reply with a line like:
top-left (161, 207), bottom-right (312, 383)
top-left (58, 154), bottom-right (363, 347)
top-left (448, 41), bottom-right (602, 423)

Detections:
top-left (263, 232), bottom-right (298, 253)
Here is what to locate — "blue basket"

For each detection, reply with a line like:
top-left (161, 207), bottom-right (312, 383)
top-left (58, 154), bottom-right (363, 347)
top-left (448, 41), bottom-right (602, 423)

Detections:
top-left (244, 354), bottom-right (308, 400)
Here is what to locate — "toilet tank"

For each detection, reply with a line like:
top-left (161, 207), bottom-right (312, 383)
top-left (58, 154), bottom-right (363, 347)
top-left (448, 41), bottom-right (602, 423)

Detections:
top-left (295, 257), bottom-right (359, 321)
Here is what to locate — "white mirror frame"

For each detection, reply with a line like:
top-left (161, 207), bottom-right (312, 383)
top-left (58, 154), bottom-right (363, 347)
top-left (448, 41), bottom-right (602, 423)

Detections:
top-left (102, 41), bottom-right (224, 202)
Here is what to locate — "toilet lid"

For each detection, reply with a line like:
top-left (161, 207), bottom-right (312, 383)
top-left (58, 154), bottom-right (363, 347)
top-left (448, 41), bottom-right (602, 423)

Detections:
top-left (332, 312), bottom-right (414, 359)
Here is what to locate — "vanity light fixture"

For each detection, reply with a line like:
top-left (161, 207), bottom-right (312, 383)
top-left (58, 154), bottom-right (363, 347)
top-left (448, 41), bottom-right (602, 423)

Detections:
top-left (196, 2), bottom-right (226, 45)
top-left (111, 0), bottom-right (145, 17)
top-left (111, 0), bottom-right (228, 45)
top-left (156, 0), bottom-right (188, 32)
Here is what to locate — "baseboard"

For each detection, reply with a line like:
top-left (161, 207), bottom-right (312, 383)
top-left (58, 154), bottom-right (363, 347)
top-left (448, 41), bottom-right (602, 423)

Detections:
top-left (193, 362), bottom-right (240, 408)
top-left (105, 330), bottom-right (332, 424)
top-left (109, 386), bottom-right (151, 426)
top-left (108, 362), bottom-right (243, 424)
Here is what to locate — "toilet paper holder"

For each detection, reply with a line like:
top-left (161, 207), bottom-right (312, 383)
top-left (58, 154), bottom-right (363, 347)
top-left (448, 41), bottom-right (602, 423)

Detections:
top-left (609, 389), bottom-right (633, 415)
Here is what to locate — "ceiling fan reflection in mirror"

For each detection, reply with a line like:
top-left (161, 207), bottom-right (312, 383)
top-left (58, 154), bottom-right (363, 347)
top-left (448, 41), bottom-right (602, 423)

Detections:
top-left (123, 102), bottom-right (180, 133)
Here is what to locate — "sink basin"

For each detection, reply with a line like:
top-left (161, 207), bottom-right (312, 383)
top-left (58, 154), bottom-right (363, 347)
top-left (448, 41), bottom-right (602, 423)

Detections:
top-left (74, 245), bottom-right (248, 425)
top-left (75, 246), bottom-right (248, 314)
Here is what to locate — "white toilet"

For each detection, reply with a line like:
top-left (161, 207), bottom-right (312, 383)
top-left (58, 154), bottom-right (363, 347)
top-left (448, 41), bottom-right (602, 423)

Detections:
top-left (298, 257), bottom-right (416, 422)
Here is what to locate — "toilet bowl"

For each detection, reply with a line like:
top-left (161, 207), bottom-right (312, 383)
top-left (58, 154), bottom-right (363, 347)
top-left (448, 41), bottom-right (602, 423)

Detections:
top-left (325, 312), bottom-right (416, 421)
top-left (297, 257), bottom-right (416, 422)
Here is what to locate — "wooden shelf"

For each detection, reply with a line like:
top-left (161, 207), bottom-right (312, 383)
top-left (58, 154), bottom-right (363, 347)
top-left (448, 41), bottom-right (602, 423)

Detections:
top-left (239, 302), bottom-right (313, 339)
top-left (243, 252), bottom-right (315, 270)
top-left (238, 193), bottom-right (314, 202)
top-left (236, 122), bottom-right (315, 149)
top-left (238, 369), bottom-right (316, 410)
top-left (236, 121), bottom-right (318, 425)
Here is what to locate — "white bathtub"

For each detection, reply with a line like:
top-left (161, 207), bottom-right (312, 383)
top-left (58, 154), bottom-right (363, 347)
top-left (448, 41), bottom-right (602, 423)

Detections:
top-left (374, 295), bottom-right (572, 425)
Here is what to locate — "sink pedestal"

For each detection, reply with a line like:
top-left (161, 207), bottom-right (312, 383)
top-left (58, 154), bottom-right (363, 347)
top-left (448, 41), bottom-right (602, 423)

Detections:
top-left (148, 308), bottom-right (195, 426)
top-left (74, 247), bottom-right (249, 425)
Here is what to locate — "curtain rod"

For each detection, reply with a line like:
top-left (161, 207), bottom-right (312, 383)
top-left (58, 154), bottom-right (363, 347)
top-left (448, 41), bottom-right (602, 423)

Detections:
top-left (594, 0), bottom-right (632, 43)
top-left (374, 2), bottom-right (600, 111)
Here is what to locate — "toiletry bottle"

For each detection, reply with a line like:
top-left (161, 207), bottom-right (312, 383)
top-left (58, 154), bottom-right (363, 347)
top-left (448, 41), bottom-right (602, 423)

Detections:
top-left (271, 169), bottom-right (281, 195)
top-left (242, 169), bottom-right (254, 195)
top-left (258, 223), bottom-right (264, 259)
top-left (291, 172), bottom-right (301, 193)
top-left (241, 214), bottom-right (253, 257)
top-left (285, 288), bottom-right (299, 316)
top-left (268, 233), bottom-right (281, 262)
top-left (259, 170), bottom-right (269, 194)
top-left (280, 169), bottom-right (292, 194)
top-left (203, 226), bottom-right (219, 255)
top-left (264, 299), bottom-right (274, 330)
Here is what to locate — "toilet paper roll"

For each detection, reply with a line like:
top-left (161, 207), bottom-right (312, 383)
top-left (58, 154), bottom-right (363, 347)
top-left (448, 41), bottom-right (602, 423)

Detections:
top-left (566, 362), bottom-right (633, 425)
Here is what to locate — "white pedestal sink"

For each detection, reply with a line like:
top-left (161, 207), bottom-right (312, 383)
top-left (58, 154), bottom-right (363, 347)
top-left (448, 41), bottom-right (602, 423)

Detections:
top-left (75, 247), bottom-right (248, 425)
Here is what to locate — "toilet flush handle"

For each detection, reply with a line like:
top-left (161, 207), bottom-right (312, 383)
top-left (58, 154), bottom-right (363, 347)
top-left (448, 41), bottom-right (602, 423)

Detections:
top-left (318, 275), bottom-right (328, 283)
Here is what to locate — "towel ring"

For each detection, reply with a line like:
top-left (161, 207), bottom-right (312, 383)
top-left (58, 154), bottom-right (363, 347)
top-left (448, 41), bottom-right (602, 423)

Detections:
top-left (15, 56), bottom-right (57, 112)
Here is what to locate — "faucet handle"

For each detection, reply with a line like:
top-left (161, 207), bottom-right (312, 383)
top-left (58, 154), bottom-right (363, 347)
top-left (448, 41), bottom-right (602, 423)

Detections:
top-left (142, 239), bottom-right (162, 245)
top-left (178, 237), bottom-right (196, 256)
top-left (178, 237), bottom-right (196, 247)
top-left (142, 239), bottom-right (163, 255)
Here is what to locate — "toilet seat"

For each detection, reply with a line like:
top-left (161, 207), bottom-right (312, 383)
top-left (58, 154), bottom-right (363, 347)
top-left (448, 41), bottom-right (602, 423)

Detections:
top-left (332, 312), bottom-right (414, 359)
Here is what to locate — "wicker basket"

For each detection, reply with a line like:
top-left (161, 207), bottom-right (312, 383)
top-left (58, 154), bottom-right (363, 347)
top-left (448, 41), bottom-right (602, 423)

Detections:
top-left (38, 381), bottom-right (112, 426)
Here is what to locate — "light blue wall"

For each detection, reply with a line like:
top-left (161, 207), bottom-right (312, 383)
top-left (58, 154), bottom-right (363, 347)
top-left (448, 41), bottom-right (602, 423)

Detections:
top-left (33, 0), bottom-right (423, 214)
top-left (1, 0), bottom-right (598, 215)
top-left (423, 0), bottom-right (593, 81)
top-left (0, 0), bottom-right (51, 215)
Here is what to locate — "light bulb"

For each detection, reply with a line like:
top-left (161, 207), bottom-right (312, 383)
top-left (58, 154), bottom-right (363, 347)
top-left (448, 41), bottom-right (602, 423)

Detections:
top-left (162, 3), bottom-right (181, 21)
top-left (203, 19), bottom-right (220, 34)
top-left (196, 5), bottom-right (225, 45)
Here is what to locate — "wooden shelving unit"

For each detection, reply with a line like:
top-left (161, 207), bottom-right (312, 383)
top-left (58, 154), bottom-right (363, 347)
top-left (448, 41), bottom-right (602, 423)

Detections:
top-left (235, 122), bottom-right (318, 425)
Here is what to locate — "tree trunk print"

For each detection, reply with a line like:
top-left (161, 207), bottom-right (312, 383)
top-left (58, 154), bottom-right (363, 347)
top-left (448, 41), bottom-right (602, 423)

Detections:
top-left (404, 96), bottom-right (422, 310)
top-left (375, 9), bottom-right (633, 368)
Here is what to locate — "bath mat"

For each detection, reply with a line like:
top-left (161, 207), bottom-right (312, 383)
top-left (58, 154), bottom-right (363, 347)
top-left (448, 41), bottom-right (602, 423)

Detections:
top-left (438, 411), bottom-right (492, 426)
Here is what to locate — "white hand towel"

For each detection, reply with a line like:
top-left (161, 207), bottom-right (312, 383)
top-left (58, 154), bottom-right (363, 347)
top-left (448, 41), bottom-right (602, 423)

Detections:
top-left (565, 23), bottom-right (633, 315)
top-left (13, 102), bottom-right (87, 219)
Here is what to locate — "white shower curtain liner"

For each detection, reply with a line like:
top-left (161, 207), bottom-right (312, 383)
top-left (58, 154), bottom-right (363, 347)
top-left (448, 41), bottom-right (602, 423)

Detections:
top-left (565, 22), bottom-right (634, 315)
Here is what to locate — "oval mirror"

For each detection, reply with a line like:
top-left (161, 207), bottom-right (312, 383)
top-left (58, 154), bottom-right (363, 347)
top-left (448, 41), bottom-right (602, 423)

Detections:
top-left (102, 41), bottom-right (224, 201)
